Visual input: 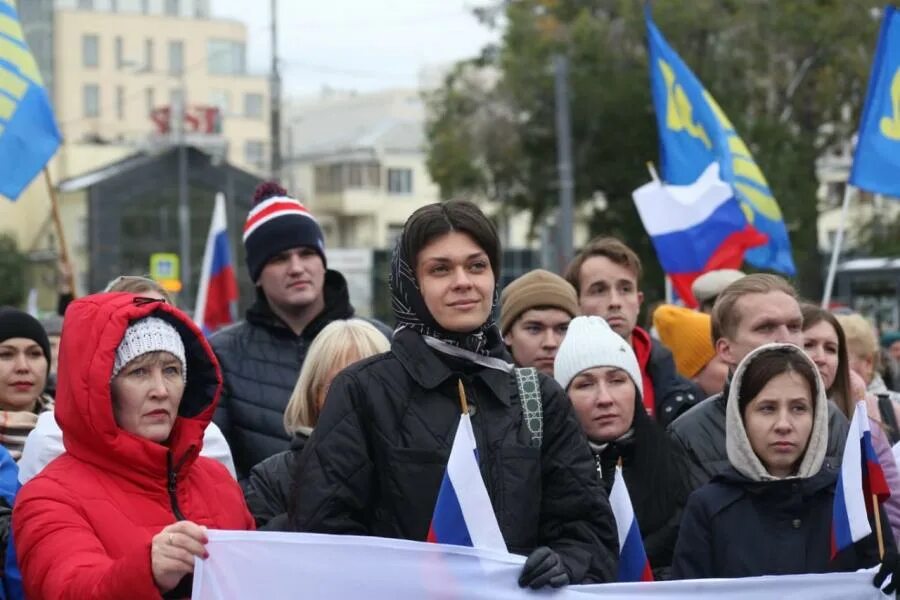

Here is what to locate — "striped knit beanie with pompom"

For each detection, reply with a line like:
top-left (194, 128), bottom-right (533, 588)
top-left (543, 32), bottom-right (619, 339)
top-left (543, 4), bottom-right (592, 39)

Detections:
top-left (243, 182), bottom-right (326, 282)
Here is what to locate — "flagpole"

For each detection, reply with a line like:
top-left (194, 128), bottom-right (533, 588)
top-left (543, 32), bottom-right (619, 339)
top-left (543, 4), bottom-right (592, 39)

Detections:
top-left (645, 162), bottom-right (674, 303)
top-left (43, 168), bottom-right (77, 298)
top-left (821, 184), bottom-right (853, 309)
top-left (457, 380), bottom-right (469, 416)
top-left (873, 493), bottom-right (885, 560)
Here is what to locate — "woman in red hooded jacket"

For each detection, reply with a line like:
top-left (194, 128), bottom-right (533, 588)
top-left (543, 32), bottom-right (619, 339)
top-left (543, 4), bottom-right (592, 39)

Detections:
top-left (12, 293), bottom-right (254, 599)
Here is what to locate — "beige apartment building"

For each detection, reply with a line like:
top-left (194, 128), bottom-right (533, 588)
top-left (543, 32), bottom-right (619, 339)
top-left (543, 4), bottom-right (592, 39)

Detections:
top-left (0, 0), bottom-right (269, 309)
top-left (20, 0), bottom-right (270, 176)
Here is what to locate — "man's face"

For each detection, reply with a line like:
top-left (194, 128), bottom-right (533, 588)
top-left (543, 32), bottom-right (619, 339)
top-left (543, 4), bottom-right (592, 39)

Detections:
top-left (256, 247), bottom-right (326, 313)
top-left (717, 291), bottom-right (803, 367)
top-left (576, 256), bottom-right (643, 342)
top-left (503, 308), bottom-right (572, 375)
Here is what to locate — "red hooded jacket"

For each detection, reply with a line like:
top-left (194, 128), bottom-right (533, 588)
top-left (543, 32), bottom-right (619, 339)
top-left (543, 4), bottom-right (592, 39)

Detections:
top-left (13, 293), bottom-right (254, 600)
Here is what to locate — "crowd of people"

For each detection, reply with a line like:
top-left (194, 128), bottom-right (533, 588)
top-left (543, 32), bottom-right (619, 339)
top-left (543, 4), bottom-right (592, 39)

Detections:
top-left (0, 183), bottom-right (899, 598)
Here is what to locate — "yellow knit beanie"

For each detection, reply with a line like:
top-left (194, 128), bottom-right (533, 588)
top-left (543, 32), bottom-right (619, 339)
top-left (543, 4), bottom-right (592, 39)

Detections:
top-left (652, 304), bottom-right (716, 379)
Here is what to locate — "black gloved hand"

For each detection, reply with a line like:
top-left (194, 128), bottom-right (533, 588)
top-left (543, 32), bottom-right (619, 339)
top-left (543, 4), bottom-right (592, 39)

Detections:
top-left (518, 546), bottom-right (570, 589)
top-left (874, 550), bottom-right (900, 595)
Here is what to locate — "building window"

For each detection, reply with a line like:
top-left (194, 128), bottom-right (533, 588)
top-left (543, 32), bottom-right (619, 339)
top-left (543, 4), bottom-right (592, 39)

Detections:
top-left (245, 140), bottom-right (265, 169)
top-left (83, 84), bottom-right (100, 118)
top-left (170, 88), bottom-right (185, 111)
top-left (145, 87), bottom-right (155, 116)
top-left (209, 89), bottom-right (231, 116)
top-left (387, 168), bottom-right (413, 195)
top-left (243, 93), bottom-right (263, 118)
top-left (116, 86), bottom-right (125, 120)
top-left (144, 39), bottom-right (154, 71)
top-left (387, 224), bottom-right (404, 248)
top-left (77, 0), bottom-right (94, 9)
top-left (165, 0), bottom-right (180, 16)
top-left (207, 39), bottom-right (246, 76)
top-left (82, 34), bottom-right (99, 68)
top-left (168, 40), bottom-right (184, 76)
top-left (115, 36), bottom-right (125, 69)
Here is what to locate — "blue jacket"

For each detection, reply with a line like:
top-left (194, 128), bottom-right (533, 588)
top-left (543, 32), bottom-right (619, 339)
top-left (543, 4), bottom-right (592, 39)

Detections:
top-left (0, 446), bottom-right (22, 600)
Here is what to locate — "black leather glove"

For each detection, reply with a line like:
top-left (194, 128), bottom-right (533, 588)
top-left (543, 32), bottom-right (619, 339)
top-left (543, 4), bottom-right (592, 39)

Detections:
top-left (874, 550), bottom-right (900, 595)
top-left (518, 546), bottom-right (570, 589)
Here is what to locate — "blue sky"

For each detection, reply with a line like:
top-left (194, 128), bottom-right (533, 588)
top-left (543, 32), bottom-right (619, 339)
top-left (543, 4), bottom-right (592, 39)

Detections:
top-left (211, 0), bottom-right (498, 95)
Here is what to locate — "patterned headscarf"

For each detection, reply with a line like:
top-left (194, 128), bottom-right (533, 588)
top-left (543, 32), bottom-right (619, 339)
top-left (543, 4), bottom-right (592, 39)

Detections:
top-left (389, 236), bottom-right (507, 361)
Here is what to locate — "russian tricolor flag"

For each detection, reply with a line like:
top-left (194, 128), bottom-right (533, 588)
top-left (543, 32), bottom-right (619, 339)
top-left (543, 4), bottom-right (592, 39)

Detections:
top-left (426, 413), bottom-right (507, 553)
top-left (194, 193), bottom-right (239, 336)
top-left (632, 163), bottom-right (767, 307)
top-left (610, 466), bottom-right (653, 582)
top-left (831, 401), bottom-right (891, 557)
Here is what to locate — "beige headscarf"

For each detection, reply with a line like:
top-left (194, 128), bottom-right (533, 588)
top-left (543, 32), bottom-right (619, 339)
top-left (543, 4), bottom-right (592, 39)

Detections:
top-left (725, 343), bottom-right (829, 482)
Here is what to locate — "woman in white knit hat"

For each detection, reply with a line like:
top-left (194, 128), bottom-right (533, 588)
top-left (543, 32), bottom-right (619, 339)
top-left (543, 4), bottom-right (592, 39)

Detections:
top-left (13, 293), bottom-right (254, 599)
top-left (555, 316), bottom-right (692, 579)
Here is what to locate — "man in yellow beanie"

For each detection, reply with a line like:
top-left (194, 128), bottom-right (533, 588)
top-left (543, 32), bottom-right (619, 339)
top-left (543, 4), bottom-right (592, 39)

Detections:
top-left (652, 305), bottom-right (729, 397)
top-left (500, 270), bottom-right (579, 376)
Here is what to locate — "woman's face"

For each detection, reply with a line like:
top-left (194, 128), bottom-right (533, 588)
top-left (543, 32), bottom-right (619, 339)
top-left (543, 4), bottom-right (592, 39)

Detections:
top-left (743, 370), bottom-right (814, 478)
top-left (110, 351), bottom-right (184, 443)
top-left (415, 231), bottom-right (495, 333)
top-left (802, 320), bottom-right (839, 391)
top-left (567, 367), bottom-right (636, 442)
top-left (0, 338), bottom-right (48, 411)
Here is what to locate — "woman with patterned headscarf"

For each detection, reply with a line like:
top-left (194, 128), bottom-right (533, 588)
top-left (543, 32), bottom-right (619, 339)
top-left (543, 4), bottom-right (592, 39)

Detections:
top-left (289, 200), bottom-right (618, 589)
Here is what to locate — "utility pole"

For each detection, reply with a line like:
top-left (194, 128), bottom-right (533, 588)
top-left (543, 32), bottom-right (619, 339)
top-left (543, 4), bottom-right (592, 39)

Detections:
top-left (176, 81), bottom-right (191, 304)
top-left (270, 0), bottom-right (282, 182)
top-left (553, 53), bottom-right (575, 272)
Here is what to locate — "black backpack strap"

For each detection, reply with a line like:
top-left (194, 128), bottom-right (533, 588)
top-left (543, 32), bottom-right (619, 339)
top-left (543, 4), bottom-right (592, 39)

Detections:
top-left (877, 394), bottom-right (900, 446)
top-left (514, 367), bottom-right (542, 448)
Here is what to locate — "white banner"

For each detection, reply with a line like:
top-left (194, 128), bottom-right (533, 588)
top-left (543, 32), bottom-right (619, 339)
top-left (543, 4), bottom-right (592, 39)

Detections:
top-left (192, 531), bottom-right (886, 600)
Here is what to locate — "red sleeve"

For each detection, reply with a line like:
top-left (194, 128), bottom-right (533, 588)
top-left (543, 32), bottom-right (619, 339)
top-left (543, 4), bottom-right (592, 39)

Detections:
top-left (13, 479), bottom-right (162, 600)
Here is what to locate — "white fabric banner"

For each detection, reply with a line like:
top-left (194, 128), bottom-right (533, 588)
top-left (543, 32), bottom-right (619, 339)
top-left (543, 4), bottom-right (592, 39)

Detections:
top-left (192, 531), bottom-right (886, 600)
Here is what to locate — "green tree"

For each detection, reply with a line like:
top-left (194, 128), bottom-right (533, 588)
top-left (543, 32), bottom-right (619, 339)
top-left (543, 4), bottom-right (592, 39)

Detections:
top-left (425, 0), bottom-right (881, 301)
top-left (0, 233), bottom-right (26, 307)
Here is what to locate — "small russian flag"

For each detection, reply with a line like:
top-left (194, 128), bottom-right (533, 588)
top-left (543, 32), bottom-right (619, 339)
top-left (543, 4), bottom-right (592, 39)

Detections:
top-left (610, 466), bottom-right (654, 582)
top-left (426, 412), bottom-right (507, 553)
top-left (194, 193), bottom-right (239, 336)
top-left (831, 401), bottom-right (891, 557)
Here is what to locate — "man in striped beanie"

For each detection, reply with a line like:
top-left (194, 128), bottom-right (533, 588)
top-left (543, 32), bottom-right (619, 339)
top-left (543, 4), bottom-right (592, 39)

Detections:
top-left (210, 183), bottom-right (391, 476)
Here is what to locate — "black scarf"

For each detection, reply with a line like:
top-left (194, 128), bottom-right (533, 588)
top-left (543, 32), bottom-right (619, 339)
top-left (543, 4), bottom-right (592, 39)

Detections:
top-left (389, 237), bottom-right (507, 361)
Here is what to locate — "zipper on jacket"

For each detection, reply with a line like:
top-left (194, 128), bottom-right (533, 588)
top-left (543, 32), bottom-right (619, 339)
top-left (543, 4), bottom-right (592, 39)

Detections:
top-left (167, 450), bottom-right (190, 521)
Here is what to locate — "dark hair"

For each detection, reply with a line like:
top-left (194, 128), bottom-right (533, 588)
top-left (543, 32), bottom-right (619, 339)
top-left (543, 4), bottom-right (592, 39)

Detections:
top-left (711, 274), bottom-right (798, 343)
top-left (402, 200), bottom-right (500, 281)
top-left (800, 303), bottom-right (853, 418)
top-left (563, 236), bottom-right (642, 295)
top-left (737, 348), bottom-right (819, 417)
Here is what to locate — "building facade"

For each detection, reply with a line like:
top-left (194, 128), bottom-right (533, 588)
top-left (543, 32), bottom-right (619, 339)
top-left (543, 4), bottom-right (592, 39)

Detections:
top-left (19, 0), bottom-right (269, 176)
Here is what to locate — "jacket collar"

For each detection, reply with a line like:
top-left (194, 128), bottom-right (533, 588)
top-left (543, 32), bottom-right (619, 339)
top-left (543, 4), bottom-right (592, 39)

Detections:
top-left (246, 270), bottom-right (355, 339)
top-left (392, 329), bottom-right (512, 406)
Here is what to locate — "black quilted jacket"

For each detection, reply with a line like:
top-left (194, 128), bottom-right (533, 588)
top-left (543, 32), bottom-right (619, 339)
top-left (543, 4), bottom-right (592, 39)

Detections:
top-left (288, 328), bottom-right (619, 584)
top-left (211, 270), bottom-right (391, 477)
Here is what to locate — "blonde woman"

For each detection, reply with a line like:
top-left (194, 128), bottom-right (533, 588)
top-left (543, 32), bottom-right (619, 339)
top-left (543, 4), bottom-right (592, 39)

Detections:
top-left (838, 313), bottom-right (900, 405)
top-left (242, 318), bottom-right (390, 529)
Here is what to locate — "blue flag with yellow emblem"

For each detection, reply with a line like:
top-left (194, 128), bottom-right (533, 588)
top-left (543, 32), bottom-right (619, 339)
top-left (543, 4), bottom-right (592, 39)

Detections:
top-left (645, 12), bottom-right (796, 275)
top-left (850, 5), bottom-right (900, 198)
top-left (0, 0), bottom-right (61, 200)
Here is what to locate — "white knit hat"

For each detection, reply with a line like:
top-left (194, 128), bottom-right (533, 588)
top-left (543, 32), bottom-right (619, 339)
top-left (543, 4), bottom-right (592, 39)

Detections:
top-left (112, 317), bottom-right (186, 381)
top-left (553, 316), bottom-right (643, 397)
